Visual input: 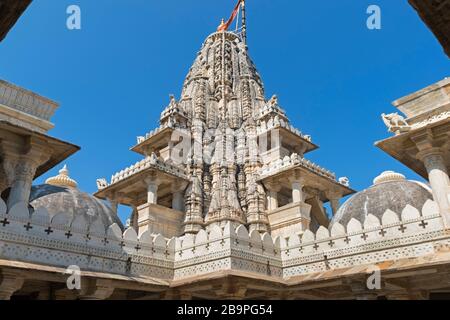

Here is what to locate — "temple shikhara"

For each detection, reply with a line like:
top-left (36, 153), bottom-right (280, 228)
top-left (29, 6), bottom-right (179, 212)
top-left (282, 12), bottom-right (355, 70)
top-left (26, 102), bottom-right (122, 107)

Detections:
top-left (0, 0), bottom-right (450, 300)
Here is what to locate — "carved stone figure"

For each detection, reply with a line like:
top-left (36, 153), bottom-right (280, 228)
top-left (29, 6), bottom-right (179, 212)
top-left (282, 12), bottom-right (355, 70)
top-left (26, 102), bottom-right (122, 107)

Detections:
top-left (382, 112), bottom-right (410, 134)
top-left (268, 94), bottom-right (278, 107)
top-left (96, 178), bottom-right (108, 190)
top-left (339, 177), bottom-right (350, 187)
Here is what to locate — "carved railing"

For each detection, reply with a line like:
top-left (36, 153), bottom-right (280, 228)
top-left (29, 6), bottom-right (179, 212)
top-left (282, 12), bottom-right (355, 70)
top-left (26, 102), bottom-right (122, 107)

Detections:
top-left (257, 115), bottom-right (312, 143)
top-left (259, 153), bottom-right (336, 181)
top-left (0, 80), bottom-right (58, 122)
top-left (110, 155), bottom-right (188, 185)
top-left (135, 122), bottom-right (172, 145)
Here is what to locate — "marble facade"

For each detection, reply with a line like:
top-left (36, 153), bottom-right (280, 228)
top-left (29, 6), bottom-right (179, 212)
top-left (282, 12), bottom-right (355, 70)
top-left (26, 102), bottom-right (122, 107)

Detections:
top-left (0, 9), bottom-right (450, 300)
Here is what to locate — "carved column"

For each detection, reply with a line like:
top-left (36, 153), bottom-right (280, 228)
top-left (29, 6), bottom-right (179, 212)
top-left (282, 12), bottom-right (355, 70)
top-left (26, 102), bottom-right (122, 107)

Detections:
top-left (0, 270), bottom-right (25, 300)
top-left (5, 139), bottom-right (51, 210)
top-left (326, 190), bottom-right (343, 216)
top-left (184, 165), bottom-right (204, 234)
top-left (172, 191), bottom-right (185, 211)
top-left (130, 204), bottom-right (139, 230)
top-left (418, 148), bottom-right (450, 225)
top-left (172, 183), bottom-right (187, 212)
top-left (266, 180), bottom-right (281, 211)
top-left (109, 199), bottom-right (118, 215)
top-left (267, 190), bottom-right (279, 211)
top-left (7, 158), bottom-right (38, 210)
top-left (289, 172), bottom-right (306, 204)
top-left (145, 177), bottom-right (160, 205)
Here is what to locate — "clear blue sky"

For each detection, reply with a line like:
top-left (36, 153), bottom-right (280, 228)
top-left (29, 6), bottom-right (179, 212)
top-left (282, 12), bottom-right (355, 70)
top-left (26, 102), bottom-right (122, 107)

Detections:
top-left (1, 0), bottom-right (449, 222)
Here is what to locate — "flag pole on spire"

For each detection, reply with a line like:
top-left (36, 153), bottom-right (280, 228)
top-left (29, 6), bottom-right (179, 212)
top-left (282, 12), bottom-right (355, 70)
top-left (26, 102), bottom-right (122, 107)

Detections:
top-left (217, 0), bottom-right (244, 33)
top-left (241, 0), bottom-right (247, 46)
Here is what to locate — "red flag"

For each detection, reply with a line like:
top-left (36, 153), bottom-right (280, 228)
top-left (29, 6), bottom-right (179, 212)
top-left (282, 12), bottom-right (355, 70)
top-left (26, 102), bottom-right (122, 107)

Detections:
top-left (217, 0), bottom-right (243, 32)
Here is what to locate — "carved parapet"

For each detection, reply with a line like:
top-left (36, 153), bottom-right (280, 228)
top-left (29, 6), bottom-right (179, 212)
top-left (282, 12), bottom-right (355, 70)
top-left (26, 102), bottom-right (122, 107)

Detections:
top-left (0, 198), bottom-right (174, 279)
top-left (137, 203), bottom-right (184, 239)
top-left (110, 156), bottom-right (188, 185)
top-left (259, 153), bottom-right (336, 182)
top-left (280, 200), bottom-right (444, 277)
top-left (0, 80), bottom-right (58, 133)
top-left (173, 222), bottom-right (283, 280)
top-left (0, 195), bottom-right (448, 286)
top-left (257, 116), bottom-right (311, 143)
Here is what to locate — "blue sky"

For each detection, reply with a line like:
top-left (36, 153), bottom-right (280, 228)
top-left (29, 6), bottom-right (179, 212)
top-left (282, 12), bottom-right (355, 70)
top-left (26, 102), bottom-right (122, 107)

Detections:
top-left (1, 0), bottom-right (449, 222)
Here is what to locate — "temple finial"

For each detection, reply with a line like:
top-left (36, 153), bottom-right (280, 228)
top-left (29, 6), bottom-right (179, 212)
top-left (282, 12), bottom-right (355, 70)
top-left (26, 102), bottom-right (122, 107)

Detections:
top-left (46, 164), bottom-right (78, 188)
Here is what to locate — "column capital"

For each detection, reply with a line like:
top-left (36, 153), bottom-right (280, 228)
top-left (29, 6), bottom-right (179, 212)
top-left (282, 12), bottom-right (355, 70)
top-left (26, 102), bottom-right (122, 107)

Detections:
top-left (288, 169), bottom-right (304, 182)
top-left (416, 147), bottom-right (446, 162)
top-left (143, 173), bottom-right (162, 187)
top-left (265, 179), bottom-right (282, 192)
top-left (171, 181), bottom-right (188, 193)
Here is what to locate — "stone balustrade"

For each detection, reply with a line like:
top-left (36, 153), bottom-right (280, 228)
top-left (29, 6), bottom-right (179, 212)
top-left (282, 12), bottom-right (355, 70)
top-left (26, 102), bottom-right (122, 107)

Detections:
top-left (257, 115), bottom-right (312, 143)
top-left (109, 155), bottom-right (188, 185)
top-left (0, 80), bottom-right (58, 122)
top-left (259, 153), bottom-right (336, 181)
top-left (136, 123), bottom-right (171, 145)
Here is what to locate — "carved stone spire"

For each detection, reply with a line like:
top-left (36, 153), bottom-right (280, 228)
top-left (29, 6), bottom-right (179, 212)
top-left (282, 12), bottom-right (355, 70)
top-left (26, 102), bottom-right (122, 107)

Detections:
top-left (176, 30), bottom-right (269, 233)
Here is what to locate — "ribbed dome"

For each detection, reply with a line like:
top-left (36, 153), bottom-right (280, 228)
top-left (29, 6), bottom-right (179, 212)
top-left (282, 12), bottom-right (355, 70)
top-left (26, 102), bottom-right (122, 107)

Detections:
top-left (331, 171), bottom-right (433, 226)
top-left (30, 166), bottom-right (123, 229)
top-left (30, 185), bottom-right (123, 228)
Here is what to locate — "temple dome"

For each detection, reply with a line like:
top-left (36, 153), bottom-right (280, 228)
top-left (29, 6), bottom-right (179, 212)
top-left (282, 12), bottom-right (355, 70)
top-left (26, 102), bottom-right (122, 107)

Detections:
top-left (30, 165), bottom-right (123, 228)
top-left (330, 171), bottom-right (433, 226)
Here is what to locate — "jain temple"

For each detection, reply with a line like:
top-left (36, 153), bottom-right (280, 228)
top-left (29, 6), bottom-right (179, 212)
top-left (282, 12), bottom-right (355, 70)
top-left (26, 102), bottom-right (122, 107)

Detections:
top-left (0, 0), bottom-right (450, 300)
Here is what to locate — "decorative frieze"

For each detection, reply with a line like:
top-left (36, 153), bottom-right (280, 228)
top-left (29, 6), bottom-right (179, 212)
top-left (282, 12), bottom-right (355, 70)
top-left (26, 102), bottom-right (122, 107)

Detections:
top-left (0, 196), bottom-right (447, 284)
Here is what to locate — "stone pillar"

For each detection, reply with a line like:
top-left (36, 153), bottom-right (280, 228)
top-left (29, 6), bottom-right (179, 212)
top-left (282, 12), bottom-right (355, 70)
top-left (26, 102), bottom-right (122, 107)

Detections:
top-left (326, 191), bottom-right (342, 216)
top-left (330, 199), bottom-right (340, 215)
top-left (267, 190), bottom-right (279, 211)
top-left (7, 158), bottom-right (38, 210)
top-left (109, 199), bottom-right (118, 215)
top-left (172, 191), bottom-right (185, 211)
top-left (418, 149), bottom-right (450, 224)
top-left (266, 181), bottom-right (281, 211)
top-left (291, 180), bottom-right (305, 203)
top-left (130, 204), bottom-right (139, 230)
top-left (145, 178), bottom-right (159, 205)
top-left (0, 270), bottom-right (25, 300)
